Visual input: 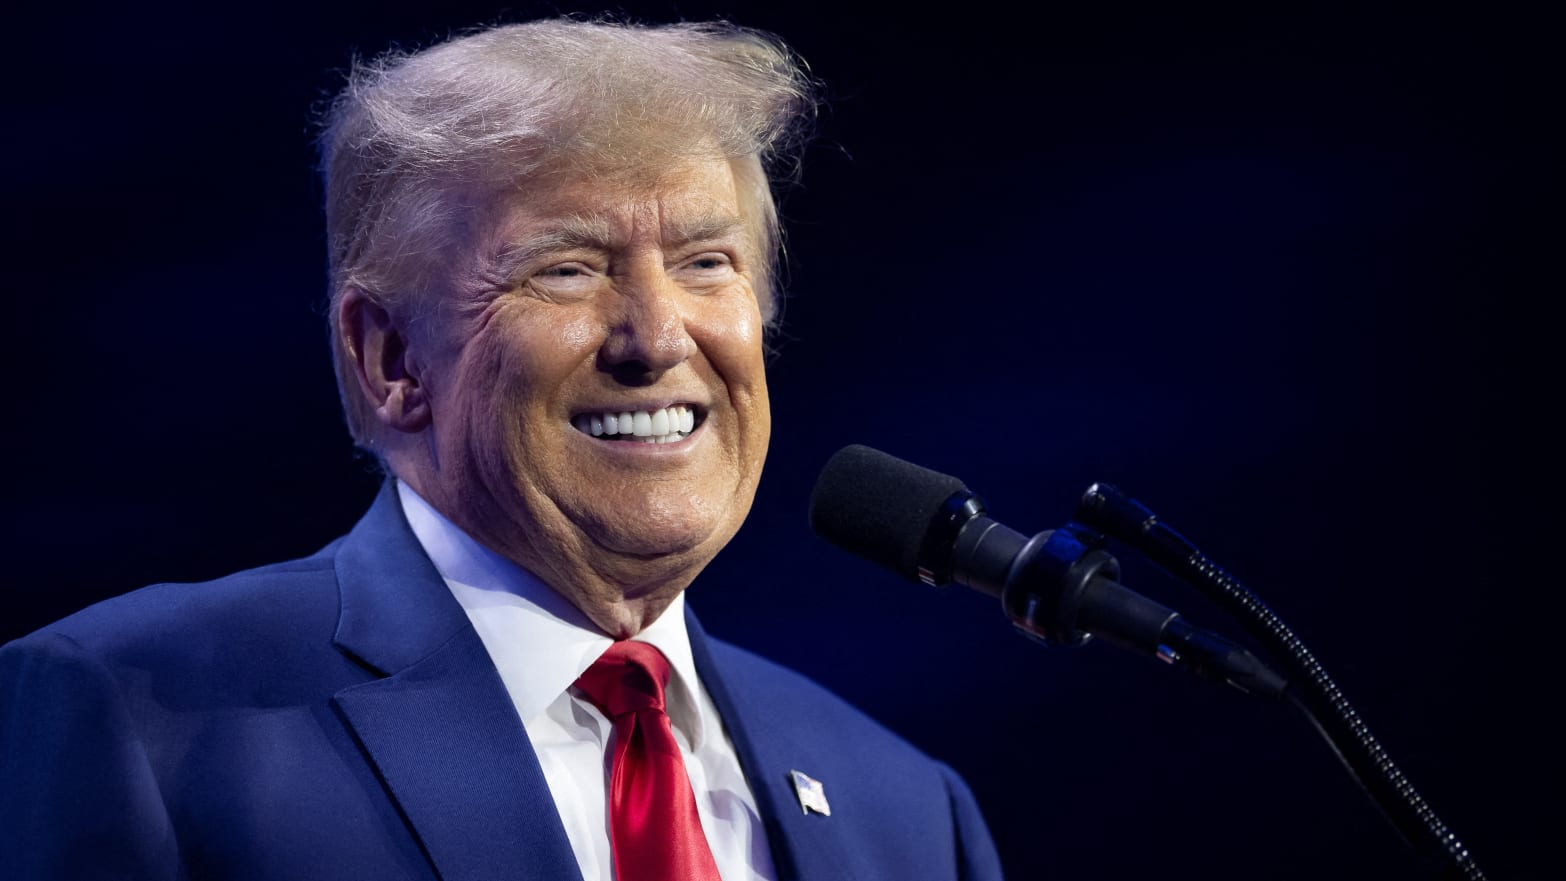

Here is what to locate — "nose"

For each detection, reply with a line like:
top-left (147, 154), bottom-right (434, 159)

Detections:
top-left (598, 265), bottom-right (691, 384)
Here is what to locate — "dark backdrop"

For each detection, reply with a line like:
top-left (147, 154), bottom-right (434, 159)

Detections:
top-left (4, 3), bottom-right (1554, 879)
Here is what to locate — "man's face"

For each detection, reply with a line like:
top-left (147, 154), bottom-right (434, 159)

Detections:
top-left (408, 155), bottom-right (770, 634)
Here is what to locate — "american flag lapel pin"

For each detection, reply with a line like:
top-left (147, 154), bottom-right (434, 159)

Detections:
top-left (790, 769), bottom-right (831, 816)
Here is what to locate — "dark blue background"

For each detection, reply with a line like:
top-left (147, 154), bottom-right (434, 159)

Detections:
top-left (4, 2), bottom-right (1554, 878)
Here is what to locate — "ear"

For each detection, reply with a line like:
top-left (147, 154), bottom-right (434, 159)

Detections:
top-left (338, 287), bottom-right (432, 434)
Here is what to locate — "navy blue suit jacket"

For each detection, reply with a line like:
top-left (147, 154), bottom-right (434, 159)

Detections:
top-left (1, 484), bottom-right (1002, 880)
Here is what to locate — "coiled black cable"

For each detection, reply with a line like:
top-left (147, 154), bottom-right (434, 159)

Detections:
top-left (1076, 484), bottom-right (1484, 881)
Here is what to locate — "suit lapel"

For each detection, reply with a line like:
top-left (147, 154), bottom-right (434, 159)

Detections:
top-left (326, 483), bottom-right (865, 880)
top-left (329, 482), bottom-right (582, 881)
top-left (687, 609), bottom-right (861, 881)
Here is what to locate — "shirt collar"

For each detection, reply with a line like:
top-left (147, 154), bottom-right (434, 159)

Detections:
top-left (395, 480), bottom-right (708, 749)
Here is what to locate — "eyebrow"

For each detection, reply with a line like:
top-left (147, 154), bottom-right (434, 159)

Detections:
top-left (663, 213), bottom-right (747, 247)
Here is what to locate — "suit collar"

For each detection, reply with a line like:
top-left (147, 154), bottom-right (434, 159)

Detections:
top-left (329, 480), bottom-right (583, 881)
top-left (331, 480), bottom-right (472, 676)
top-left (329, 483), bottom-right (843, 881)
top-left (688, 608), bottom-right (862, 881)
top-left (394, 479), bottom-right (711, 749)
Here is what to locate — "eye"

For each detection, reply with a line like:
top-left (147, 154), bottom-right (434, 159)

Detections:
top-left (687, 255), bottom-right (729, 271)
top-left (675, 252), bottom-right (738, 283)
top-left (524, 261), bottom-right (601, 300)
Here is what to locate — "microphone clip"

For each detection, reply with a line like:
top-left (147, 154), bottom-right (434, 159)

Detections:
top-left (999, 525), bottom-right (1115, 650)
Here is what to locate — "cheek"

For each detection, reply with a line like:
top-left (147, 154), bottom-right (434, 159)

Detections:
top-left (444, 309), bottom-right (600, 448)
top-left (696, 295), bottom-right (771, 466)
top-left (437, 339), bottom-right (525, 483)
top-left (555, 314), bottom-right (598, 353)
top-left (472, 307), bottom-right (599, 392)
top-left (693, 294), bottom-right (767, 385)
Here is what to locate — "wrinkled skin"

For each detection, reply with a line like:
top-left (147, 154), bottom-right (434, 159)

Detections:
top-left (341, 156), bottom-right (770, 636)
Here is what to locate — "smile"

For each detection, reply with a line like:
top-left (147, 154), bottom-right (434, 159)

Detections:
top-left (570, 404), bottom-right (703, 444)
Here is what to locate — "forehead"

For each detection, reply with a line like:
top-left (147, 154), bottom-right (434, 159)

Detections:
top-left (494, 155), bottom-right (753, 246)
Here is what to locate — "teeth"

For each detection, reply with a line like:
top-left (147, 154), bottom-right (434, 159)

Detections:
top-left (572, 405), bottom-right (700, 442)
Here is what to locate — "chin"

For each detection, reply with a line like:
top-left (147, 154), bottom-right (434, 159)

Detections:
top-left (589, 517), bottom-right (716, 558)
top-left (582, 492), bottom-right (745, 558)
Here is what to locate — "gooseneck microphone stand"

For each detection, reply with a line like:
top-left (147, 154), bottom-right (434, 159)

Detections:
top-left (808, 444), bottom-right (1487, 879)
top-left (1073, 483), bottom-right (1485, 881)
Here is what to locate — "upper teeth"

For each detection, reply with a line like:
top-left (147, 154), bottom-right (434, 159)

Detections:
top-left (572, 405), bottom-right (697, 443)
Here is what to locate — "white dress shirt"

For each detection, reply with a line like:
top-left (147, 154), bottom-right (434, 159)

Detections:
top-left (397, 481), bottom-right (776, 881)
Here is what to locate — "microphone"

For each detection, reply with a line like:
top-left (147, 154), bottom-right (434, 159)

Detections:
top-left (809, 444), bottom-right (1286, 697)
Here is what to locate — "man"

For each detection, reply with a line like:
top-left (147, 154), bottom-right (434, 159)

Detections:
top-left (0, 19), bottom-right (1002, 881)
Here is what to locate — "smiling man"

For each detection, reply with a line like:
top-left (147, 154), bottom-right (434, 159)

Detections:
top-left (0, 20), bottom-right (1003, 881)
top-left (349, 154), bottom-right (771, 638)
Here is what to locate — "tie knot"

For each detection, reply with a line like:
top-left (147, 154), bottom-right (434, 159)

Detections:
top-left (574, 640), bottom-right (672, 718)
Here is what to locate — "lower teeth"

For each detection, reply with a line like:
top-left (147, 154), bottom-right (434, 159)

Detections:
top-left (604, 432), bottom-right (688, 443)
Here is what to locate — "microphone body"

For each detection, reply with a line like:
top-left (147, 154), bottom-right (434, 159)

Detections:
top-left (810, 445), bottom-right (1286, 697)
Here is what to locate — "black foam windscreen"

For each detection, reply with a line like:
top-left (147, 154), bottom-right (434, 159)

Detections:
top-left (808, 444), bottom-right (969, 582)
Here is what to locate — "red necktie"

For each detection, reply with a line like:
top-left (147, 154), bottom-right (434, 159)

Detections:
top-left (574, 640), bottom-right (722, 881)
